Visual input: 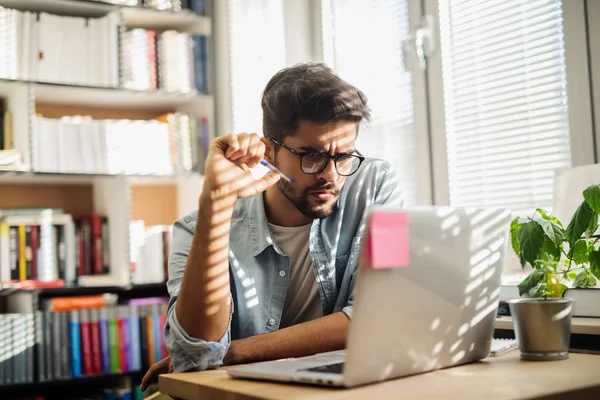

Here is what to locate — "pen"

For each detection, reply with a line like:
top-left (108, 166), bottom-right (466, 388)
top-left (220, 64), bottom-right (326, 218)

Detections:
top-left (259, 160), bottom-right (294, 184)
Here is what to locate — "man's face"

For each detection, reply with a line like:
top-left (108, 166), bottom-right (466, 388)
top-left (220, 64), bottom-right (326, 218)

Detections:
top-left (270, 120), bottom-right (358, 219)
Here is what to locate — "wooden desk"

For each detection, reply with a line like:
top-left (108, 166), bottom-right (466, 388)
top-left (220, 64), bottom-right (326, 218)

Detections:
top-left (494, 316), bottom-right (600, 335)
top-left (159, 352), bottom-right (600, 400)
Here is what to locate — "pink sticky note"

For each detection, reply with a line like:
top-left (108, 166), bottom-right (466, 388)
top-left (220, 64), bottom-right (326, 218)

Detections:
top-left (363, 211), bottom-right (409, 269)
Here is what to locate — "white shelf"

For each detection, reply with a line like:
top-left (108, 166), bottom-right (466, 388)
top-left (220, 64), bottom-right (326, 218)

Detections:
top-left (0, 0), bottom-right (210, 34)
top-left (0, 171), bottom-right (202, 185)
top-left (127, 172), bottom-right (203, 186)
top-left (33, 82), bottom-right (211, 110)
top-left (121, 7), bottom-right (211, 35)
top-left (0, 0), bottom-right (114, 17)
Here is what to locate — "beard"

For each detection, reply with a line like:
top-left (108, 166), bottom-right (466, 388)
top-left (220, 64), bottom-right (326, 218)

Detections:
top-left (277, 179), bottom-right (340, 219)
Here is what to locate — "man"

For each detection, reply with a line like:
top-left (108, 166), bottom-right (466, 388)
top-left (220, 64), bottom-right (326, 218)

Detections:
top-left (140, 63), bottom-right (403, 390)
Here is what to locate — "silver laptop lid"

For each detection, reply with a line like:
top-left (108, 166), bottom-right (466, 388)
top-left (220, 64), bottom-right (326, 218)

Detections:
top-left (343, 206), bottom-right (511, 387)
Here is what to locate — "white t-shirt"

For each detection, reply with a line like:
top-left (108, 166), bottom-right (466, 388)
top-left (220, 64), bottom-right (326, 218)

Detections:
top-left (269, 222), bottom-right (323, 328)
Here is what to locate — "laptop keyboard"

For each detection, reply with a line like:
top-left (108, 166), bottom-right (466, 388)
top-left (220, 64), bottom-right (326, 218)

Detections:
top-left (303, 362), bottom-right (345, 374)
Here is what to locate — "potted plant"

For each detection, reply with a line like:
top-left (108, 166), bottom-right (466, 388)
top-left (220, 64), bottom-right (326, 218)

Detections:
top-left (509, 183), bottom-right (600, 361)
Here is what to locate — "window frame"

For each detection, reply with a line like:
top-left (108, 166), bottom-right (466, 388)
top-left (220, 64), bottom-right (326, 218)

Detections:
top-left (217, 0), bottom-right (597, 208)
top-left (423, 0), bottom-right (596, 206)
top-left (587, 0), bottom-right (600, 161)
top-left (317, 0), bottom-right (434, 205)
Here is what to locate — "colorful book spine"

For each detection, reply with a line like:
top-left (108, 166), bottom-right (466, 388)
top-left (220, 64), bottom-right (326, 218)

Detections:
top-left (69, 310), bottom-right (82, 378)
top-left (90, 308), bottom-right (103, 375)
top-left (99, 307), bottom-right (111, 374)
top-left (18, 225), bottom-right (26, 280)
top-left (117, 306), bottom-right (129, 372)
top-left (146, 305), bottom-right (155, 366)
top-left (108, 307), bottom-right (120, 373)
top-left (0, 294), bottom-right (168, 385)
top-left (129, 305), bottom-right (141, 371)
top-left (152, 304), bottom-right (161, 364)
top-left (79, 309), bottom-right (93, 375)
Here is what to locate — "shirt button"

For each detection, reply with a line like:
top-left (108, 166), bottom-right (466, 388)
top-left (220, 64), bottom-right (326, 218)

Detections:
top-left (279, 270), bottom-right (286, 277)
top-left (268, 318), bottom-right (276, 326)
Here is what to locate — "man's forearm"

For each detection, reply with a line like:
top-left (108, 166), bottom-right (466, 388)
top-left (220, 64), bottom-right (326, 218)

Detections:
top-left (175, 193), bottom-right (236, 341)
top-left (226, 312), bottom-right (350, 365)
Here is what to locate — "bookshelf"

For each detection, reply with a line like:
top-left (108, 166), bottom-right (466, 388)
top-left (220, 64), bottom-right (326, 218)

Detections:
top-left (0, 0), bottom-right (213, 396)
top-left (0, 0), bottom-right (212, 289)
top-left (0, 284), bottom-right (170, 398)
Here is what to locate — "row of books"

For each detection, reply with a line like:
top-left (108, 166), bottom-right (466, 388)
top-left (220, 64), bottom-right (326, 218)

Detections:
top-left (122, 29), bottom-right (210, 94)
top-left (32, 113), bottom-right (211, 175)
top-left (0, 209), bottom-right (110, 284)
top-left (0, 8), bottom-right (120, 87)
top-left (36, 299), bottom-right (169, 383)
top-left (0, 292), bottom-right (169, 388)
top-left (130, 222), bottom-right (172, 285)
top-left (100, 0), bottom-right (209, 14)
top-left (0, 6), bottom-right (211, 92)
top-left (143, 0), bottom-right (209, 14)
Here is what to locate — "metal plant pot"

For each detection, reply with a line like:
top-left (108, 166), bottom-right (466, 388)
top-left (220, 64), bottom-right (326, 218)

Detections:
top-left (508, 298), bottom-right (574, 361)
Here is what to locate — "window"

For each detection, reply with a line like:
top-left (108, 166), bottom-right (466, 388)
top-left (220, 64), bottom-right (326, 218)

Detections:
top-left (224, 0), bottom-right (594, 216)
top-left (228, 0), bottom-right (287, 135)
top-left (438, 0), bottom-right (573, 212)
top-left (323, 0), bottom-right (421, 206)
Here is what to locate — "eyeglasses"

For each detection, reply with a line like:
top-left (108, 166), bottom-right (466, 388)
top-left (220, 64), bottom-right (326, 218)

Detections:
top-left (268, 138), bottom-right (365, 176)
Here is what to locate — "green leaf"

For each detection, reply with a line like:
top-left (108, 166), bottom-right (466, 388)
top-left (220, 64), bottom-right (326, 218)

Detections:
top-left (567, 271), bottom-right (578, 280)
top-left (573, 271), bottom-right (598, 288)
top-left (566, 201), bottom-right (594, 247)
top-left (517, 221), bottom-right (545, 267)
top-left (572, 240), bottom-right (590, 265)
top-left (535, 218), bottom-right (565, 248)
top-left (589, 250), bottom-right (600, 280)
top-left (586, 212), bottom-right (599, 239)
top-left (518, 270), bottom-right (545, 296)
top-left (583, 184), bottom-right (600, 214)
top-left (537, 208), bottom-right (564, 228)
top-left (510, 217), bottom-right (522, 256)
top-left (559, 284), bottom-right (568, 297)
top-left (541, 240), bottom-right (561, 261)
top-left (532, 284), bottom-right (547, 298)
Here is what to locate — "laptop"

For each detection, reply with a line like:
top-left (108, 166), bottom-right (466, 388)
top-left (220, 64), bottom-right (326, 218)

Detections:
top-left (227, 206), bottom-right (512, 388)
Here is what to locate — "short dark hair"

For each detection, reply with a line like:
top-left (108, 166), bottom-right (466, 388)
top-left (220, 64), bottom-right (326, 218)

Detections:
top-left (261, 63), bottom-right (370, 142)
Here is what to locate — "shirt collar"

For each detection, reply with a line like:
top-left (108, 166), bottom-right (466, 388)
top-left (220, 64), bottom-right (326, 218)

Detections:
top-left (247, 193), bottom-right (280, 256)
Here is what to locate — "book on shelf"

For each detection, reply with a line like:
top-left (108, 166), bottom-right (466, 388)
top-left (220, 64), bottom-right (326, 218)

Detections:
top-left (0, 100), bottom-right (25, 171)
top-left (129, 222), bottom-right (172, 285)
top-left (32, 112), bottom-right (212, 175)
top-left (0, 291), bottom-right (169, 387)
top-left (0, 208), bottom-right (112, 286)
top-left (122, 28), bottom-right (210, 94)
top-left (0, 4), bottom-right (211, 91)
top-left (143, 0), bottom-right (210, 14)
top-left (0, 7), bottom-right (120, 87)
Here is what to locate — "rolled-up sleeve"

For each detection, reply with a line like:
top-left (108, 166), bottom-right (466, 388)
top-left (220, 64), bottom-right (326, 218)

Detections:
top-left (341, 161), bottom-right (404, 319)
top-left (162, 214), bottom-right (233, 372)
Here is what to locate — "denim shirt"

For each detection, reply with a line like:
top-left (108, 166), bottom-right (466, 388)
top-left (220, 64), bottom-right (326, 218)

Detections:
top-left (163, 158), bottom-right (403, 372)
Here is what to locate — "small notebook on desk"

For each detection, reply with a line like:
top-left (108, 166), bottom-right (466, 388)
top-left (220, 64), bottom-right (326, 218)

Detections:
top-left (490, 338), bottom-right (519, 356)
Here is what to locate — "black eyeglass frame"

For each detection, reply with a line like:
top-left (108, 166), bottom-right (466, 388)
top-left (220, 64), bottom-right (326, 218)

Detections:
top-left (268, 137), bottom-right (365, 176)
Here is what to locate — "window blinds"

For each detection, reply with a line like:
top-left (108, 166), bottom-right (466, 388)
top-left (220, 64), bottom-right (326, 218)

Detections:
top-left (326, 0), bottom-right (417, 205)
top-left (228, 0), bottom-right (286, 134)
top-left (439, 0), bottom-right (572, 211)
